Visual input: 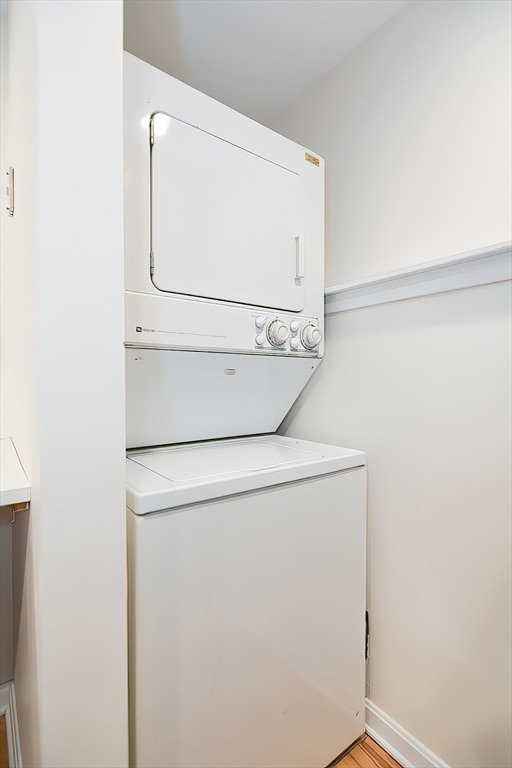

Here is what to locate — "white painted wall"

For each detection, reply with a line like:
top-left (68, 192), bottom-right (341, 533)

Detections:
top-left (0, 1), bottom-right (128, 765)
top-left (274, 0), bottom-right (511, 286)
top-left (281, 284), bottom-right (512, 768)
top-left (273, 2), bottom-right (512, 767)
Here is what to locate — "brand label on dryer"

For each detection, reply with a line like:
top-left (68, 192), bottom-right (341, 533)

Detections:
top-left (305, 152), bottom-right (320, 167)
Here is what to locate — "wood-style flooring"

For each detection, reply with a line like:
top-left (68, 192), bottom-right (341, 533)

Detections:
top-left (0, 715), bottom-right (8, 768)
top-left (338, 736), bottom-right (402, 768)
top-left (0, 720), bottom-right (399, 768)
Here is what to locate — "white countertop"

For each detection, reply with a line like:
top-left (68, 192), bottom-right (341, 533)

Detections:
top-left (0, 438), bottom-right (31, 507)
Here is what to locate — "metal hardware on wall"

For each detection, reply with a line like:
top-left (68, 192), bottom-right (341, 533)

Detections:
top-left (5, 167), bottom-right (14, 217)
top-left (9, 502), bottom-right (29, 524)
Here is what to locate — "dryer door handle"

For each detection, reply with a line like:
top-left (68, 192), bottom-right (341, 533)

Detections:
top-left (295, 235), bottom-right (305, 282)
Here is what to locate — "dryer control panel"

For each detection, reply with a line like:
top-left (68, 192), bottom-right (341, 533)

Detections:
top-left (254, 315), bottom-right (322, 353)
top-left (125, 291), bottom-right (323, 357)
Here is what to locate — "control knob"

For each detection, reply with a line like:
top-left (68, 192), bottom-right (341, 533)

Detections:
top-left (267, 319), bottom-right (289, 347)
top-left (301, 324), bottom-right (322, 349)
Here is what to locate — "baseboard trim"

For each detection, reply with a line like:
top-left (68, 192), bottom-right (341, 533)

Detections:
top-left (365, 699), bottom-right (451, 768)
top-left (0, 682), bottom-right (22, 768)
top-left (325, 241), bottom-right (512, 314)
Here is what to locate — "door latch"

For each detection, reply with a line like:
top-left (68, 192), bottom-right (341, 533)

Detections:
top-left (5, 166), bottom-right (14, 217)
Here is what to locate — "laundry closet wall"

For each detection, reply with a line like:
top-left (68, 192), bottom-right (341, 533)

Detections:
top-left (0, 1), bottom-right (128, 765)
top-left (273, 2), bottom-right (512, 768)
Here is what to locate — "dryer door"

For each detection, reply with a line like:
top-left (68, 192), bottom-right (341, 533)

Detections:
top-left (150, 113), bottom-right (306, 312)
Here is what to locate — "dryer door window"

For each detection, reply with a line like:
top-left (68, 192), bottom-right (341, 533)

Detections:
top-left (150, 113), bottom-right (306, 312)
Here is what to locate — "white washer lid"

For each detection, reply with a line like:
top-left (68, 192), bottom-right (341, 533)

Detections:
top-left (126, 435), bottom-right (365, 514)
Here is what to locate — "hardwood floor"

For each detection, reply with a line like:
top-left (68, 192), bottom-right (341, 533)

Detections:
top-left (0, 718), bottom-right (399, 768)
top-left (0, 715), bottom-right (8, 768)
top-left (337, 736), bottom-right (402, 768)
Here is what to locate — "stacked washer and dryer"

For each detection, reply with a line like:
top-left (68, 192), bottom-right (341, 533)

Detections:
top-left (124, 52), bottom-right (366, 768)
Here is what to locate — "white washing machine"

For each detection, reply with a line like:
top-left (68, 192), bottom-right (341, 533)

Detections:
top-left (126, 435), bottom-right (366, 768)
top-left (123, 53), bottom-right (367, 768)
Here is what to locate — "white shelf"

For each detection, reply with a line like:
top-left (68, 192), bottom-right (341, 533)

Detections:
top-left (325, 241), bottom-right (512, 314)
top-left (0, 438), bottom-right (30, 507)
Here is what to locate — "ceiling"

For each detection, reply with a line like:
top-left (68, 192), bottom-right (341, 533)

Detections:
top-left (124, 0), bottom-right (408, 126)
